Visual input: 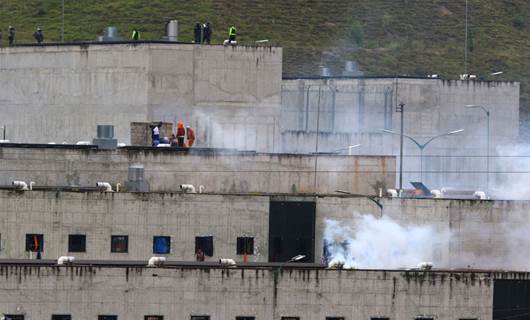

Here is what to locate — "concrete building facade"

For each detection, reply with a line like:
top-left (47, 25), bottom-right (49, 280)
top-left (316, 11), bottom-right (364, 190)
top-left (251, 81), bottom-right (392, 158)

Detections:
top-left (0, 262), bottom-right (522, 320)
top-left (281, 77), bottom-right (520, 190)
top-left (0, 43), bottom-right (282, 151)
top-left (0, 43), bottom-right (521, 192)
top-left (1, 190), bottom-right (530, 272)
top-left (0, 145), bottom-right (395, 195)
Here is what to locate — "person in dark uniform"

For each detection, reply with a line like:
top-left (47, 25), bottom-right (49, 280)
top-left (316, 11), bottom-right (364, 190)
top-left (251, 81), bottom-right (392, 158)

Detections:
top-left (202, 22), bottom-right (212, 44)
top-left (193, 23), bottom-right (202, 43)
top-left (8, 26), bottom-right (15, 46)
top-left (33, 27), bottom-right (44, 44)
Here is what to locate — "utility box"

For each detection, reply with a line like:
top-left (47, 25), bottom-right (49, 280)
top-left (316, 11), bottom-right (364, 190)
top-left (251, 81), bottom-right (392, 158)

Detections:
top-left (93, 125), bottom-right (118, 149)
top-left (126, 164), bottom-right (150, 192)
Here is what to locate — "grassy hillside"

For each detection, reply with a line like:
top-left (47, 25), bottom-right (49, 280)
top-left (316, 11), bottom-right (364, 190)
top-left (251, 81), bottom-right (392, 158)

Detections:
top-left (1, 0), bottom-right (529, 127)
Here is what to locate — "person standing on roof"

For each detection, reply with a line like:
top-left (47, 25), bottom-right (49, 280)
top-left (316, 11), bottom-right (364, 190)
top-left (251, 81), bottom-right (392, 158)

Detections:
top-left (228, 25), bottom-right (236, 43)
top-left (33, 27), bottom-right (44, 44)
top-left (194, 23), bottom-right (202, 44)
top-left (8, 26), bottom-right (15, 46)
top-left (202, 22), bottom-right (212, 44)
top-left (186, 126), bottom-right (195, 148)
top-left (176, 121), bottom-right (186, 147)
top-left (131, 28), bottom-right (140, 40)
top-left (152, 122), bottom-right (161, 146)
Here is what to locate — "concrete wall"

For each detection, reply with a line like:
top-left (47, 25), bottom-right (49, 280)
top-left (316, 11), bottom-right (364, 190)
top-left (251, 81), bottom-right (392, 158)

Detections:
top-left (281, 78), bottom-right (521, 190)
top-left (0, 191), bottom-right (269, 262)
top-left (0, 146), bottom-right (395, 195)
top-left (0, 264), bottom-right (507, 320)
top-left (0, 43), bottom-right (282, 151)
top-left (1, 190), bottom-right (530, 270)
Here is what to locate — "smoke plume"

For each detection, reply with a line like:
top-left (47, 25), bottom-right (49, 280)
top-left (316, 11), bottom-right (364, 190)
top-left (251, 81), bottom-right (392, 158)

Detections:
top-left (323, 214), bottom-right (450, 269)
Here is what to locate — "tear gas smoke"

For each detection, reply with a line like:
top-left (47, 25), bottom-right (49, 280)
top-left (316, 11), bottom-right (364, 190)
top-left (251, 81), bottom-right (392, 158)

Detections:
top-left (323, 214), bottom-right (450, 269)
top-left (324, 212), bottom-right (530, 271)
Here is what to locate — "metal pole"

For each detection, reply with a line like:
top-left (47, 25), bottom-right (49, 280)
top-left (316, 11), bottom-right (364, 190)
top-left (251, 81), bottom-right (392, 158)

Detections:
top-left (313, 84), bottom-right (322, 192)
top-left (464, 0), bottom-right (468, 74)
top-left (486, 110), bottom-right (490, 191)
top-left (2, 126), bottom-right (5, 140)
top-left (420, 147), bottom-right (424, 182)
top-left (61, 0), bottom-right (65, 42)
top-left (399, 103), bottom-right (404, 193)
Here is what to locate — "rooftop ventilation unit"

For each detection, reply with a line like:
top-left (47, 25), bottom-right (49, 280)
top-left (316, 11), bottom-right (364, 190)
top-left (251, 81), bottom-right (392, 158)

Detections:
top-left (126, 164), bottom-right (150, 192)
top-left (321, 67), bottom-right (331, 77)
top-left (161, 19), bottom-right (178, 42)
top-left (93, 125), bottom-right (118, 149)
top-left (342, 60), bottom-right (364, 77)
top-left (96, 26), bottom-right (124, 42)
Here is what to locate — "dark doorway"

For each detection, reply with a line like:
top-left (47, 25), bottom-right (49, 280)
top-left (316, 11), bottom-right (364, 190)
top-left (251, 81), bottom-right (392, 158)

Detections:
top-left (494, 279), bottom-right (530, 320)
top-left (269, 201), bottom-right (315, 263)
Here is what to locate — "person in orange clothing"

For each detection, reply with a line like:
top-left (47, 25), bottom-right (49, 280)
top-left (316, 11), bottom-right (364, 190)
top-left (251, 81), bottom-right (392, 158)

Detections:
top-left (176, 121), bottom-right (186, 147)
top-left (186, 126), bottom-right (195, 148)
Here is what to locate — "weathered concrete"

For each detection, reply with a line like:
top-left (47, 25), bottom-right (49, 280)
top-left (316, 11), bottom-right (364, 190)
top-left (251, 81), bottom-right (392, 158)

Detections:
top-left (0, 146), bottom-right (395, 195)
top-left (0, 264), bottom-right (510, 320)
top-left (281, 78), bottom-right (521, 190)
top-left (1, 190), bottom-right (530, 271)
top-left (0, 43), bottom-right (282, 151)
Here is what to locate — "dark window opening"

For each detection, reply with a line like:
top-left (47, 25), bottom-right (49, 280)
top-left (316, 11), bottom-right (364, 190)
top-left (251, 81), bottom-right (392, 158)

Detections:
top-left (494, 279), bottom-right (530, 320)
top-left (281, 317), bottom-right (300, 320)
top-left (327, 318), bottom-right (345, 320)
top-left (236, 317), bottom-right (255, 320)
top-left (4, 315), bottom-right (25, 320)
top-left (68, 234), bottom-right (86, 252)
top-left (25, 234), bottom-right (44, 252)
top-left (51, 316), bottom-right (71, 320)
top-left (416, 318), bottom-right (433, 320)
top-left (99, 316), bottom-right (118, 320)
top-left (371, 318), bottom-right (390, 320)
top-left (236, 237), bottom-right (254, 255)
top-left (111, 235), bottom-right (128, 253)
top-left (269, 201), bottom-right (315, 263)
top-left (191, 316), bottom-right (210, 320)
top-left (195, 236), bottom-right (213, 256)
top-left (144, 316), bottom-right (163, 320)
top-left (153, 236), bottom-right (171, 254)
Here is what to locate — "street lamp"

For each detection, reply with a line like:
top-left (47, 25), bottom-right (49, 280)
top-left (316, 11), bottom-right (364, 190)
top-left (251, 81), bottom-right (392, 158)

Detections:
top-left (333, 144), bottom-right (361, 155)
top-left (466, 104), bottom-right (490, 191)
top-left (61, 0), bottom-right (65, 42)
top-left (381, 129), bottom-right (464, 182)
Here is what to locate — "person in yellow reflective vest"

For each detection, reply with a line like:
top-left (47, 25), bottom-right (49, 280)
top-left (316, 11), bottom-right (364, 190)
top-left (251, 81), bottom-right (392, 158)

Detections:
top-left (131, 29), bottom-right (140, 41)
top-left (228, 25), bottom-right (236, 43)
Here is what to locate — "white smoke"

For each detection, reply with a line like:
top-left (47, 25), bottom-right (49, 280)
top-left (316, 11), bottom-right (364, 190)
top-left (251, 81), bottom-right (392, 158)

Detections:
top-left (490, 144), bottom-right (530, 200)
top-left (324, 210), bottom-right (530, 271)
top-left (323, 214), bottom-right (450, 269)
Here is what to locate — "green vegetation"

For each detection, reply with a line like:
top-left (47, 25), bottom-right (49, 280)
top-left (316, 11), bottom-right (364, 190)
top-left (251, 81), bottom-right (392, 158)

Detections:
top-left (0, 0), bottom-right (529, 127)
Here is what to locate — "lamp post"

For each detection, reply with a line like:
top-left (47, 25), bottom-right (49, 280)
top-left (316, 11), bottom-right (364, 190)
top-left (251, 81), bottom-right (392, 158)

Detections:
top-left (381, 129), bottom-right (464, 182)
top-left (61, 0), bottom-right (65, 42)
top-left (466, 104), bottom-right (490, 191)
top-left (333, 144), bottom-right (361, 155)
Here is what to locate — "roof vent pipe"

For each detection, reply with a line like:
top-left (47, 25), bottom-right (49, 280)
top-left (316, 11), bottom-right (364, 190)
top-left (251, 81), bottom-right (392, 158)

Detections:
top-left (219, 258), bottom-right (236, 266)
top-left (12, 180), bottom-right (28, 190)
top-left (147, 256), bottom-right (166, 267)
top-left (57, 256), bottom-right (75, 265)
top-left (180, 184), bottom-right (196, 193)
top-left (96, 182), bottom-right (114, 192)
